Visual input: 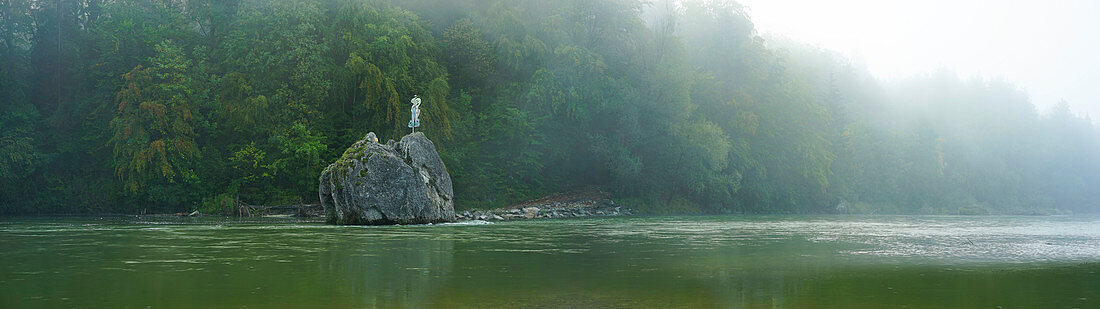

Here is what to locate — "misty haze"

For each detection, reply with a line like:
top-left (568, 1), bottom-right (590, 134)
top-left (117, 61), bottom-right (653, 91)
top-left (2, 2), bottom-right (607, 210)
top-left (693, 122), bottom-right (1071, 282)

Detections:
top-left (1, 0), bottom-right (1098, 308)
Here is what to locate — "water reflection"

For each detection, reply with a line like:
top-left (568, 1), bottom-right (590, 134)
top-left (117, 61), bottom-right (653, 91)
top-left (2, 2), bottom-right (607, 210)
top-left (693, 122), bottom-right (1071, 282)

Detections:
top-left (318, 236), bottom-right (454, 308)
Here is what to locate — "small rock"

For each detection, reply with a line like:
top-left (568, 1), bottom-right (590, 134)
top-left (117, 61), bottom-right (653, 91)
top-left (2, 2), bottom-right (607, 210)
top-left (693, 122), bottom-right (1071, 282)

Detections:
top-left (523, 207), bottom-right (539, 219)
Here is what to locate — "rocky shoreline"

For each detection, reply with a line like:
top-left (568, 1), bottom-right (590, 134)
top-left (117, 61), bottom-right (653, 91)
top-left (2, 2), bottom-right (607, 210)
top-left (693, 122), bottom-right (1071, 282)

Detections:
top-left (455, 188), bottom-right (633, 221)
top-left (175, 187), bottom-right (632, 222)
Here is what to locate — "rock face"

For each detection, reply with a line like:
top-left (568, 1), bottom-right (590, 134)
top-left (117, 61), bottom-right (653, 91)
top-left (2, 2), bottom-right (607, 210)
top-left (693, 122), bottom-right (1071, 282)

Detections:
top-left (318, 132), bottom-right (454, 225)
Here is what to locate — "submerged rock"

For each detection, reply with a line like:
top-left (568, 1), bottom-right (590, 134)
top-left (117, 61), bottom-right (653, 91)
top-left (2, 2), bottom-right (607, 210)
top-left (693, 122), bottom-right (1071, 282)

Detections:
top-left (318, 132), bottom-right (454, 225)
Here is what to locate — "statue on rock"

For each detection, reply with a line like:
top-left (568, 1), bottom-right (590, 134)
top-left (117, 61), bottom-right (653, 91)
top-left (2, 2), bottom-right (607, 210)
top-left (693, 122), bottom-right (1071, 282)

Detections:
top-left (318, 131), bottom-right (454, 225)
top-left (408, 95), bottom-right (421, 133)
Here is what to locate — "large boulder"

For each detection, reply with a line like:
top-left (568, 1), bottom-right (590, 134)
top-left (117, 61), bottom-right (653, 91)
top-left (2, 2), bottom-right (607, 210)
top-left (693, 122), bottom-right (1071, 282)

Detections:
top-left (319, 132), bottom-right (455, 225)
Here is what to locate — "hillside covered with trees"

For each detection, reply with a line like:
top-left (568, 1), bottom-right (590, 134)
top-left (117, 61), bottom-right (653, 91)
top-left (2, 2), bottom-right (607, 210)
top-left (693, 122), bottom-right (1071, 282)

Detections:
top-left (2, 0), bottom-right (1098, 215)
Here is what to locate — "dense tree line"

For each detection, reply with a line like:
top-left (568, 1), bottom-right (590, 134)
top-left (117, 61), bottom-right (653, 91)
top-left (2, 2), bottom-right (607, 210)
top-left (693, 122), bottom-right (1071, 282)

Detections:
top-left (1, 0), bottom-right (1097, 215)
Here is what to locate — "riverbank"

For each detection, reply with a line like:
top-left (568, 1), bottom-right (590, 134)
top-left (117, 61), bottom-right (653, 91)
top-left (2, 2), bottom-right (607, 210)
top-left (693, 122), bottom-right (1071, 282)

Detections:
top-left (455, 187), bottom-right (633, 221)
top-left (142, 187), bottom-right (633, 223)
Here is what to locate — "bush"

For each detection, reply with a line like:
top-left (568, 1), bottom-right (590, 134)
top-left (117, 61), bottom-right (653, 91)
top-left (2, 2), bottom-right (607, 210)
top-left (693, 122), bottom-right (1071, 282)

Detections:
top-left (200, 193), bottom-right (238, 215)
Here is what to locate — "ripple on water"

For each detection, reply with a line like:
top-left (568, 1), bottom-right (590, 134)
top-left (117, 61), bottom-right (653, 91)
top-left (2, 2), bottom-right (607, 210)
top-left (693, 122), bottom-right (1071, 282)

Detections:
top-left (3, 215), bottom-right (1099, 269)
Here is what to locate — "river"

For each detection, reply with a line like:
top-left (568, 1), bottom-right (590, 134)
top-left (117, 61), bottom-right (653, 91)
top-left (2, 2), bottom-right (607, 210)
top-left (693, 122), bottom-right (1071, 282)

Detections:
top-left (1, 215), bottom-right (1098, 308)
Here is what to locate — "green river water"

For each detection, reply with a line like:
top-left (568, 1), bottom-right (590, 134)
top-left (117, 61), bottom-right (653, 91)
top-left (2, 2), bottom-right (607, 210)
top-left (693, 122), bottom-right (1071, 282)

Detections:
top-left (1, 215), bottom-right (1098, 308)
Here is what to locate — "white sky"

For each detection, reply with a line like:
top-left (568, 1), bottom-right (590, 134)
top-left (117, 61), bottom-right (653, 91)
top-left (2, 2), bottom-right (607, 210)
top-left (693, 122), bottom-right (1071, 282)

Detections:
top-left (736, 0), bottom-right (1100, 120)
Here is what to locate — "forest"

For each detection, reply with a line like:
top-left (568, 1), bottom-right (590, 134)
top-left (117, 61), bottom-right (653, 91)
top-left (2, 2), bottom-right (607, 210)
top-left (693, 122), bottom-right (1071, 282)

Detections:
top-left (1, 0), bottom-right (1098, 215)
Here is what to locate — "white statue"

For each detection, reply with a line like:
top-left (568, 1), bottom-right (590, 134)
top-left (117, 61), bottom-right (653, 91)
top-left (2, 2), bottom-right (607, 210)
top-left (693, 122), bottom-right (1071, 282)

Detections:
top-left (408, 95), bottom-right (421, 132)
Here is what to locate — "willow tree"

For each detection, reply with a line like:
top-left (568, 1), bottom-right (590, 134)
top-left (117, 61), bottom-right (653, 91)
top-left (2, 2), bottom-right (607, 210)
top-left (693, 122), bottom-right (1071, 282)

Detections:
top-left (0, 0), bottom-right (37, 182)
top-left (323, 0), bottom-right (456, 141)
top-left (109, 41), bottom-right (200, 192)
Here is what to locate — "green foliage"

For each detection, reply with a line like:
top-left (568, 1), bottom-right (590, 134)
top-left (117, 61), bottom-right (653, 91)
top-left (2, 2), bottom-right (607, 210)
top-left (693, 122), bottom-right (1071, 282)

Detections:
top-left (442, 18), bottom-right (496, 90)
top-left (109, 40), bottom-right (201, 193)
top-left (0, 94), bottom-right (38, 181)
top-left (200, 193), bottom-right (238, 215)
top-left (228, 142), bottom-right (268, 198)
top-left (268, 121), bottom-right (329, 198)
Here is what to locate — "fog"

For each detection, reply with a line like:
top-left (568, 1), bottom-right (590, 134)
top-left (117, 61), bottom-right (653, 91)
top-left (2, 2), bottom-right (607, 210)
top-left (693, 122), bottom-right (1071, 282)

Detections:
top-left (739, 0), bottom-right (1100, 120)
